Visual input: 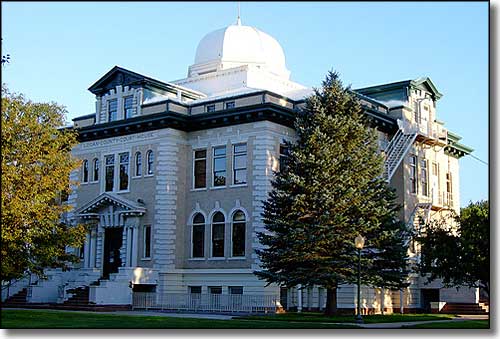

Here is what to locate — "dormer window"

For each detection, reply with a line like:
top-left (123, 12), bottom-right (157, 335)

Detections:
top-left (124, 96), bottom-right (134, 119)
top-left (108, 99), bottom-right (118, 122)
top-left (225, 101), bottom-right (235, 109)
top-left (207, 104), bottom-right (216, 112)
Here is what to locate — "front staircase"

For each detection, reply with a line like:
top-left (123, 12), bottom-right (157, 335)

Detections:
top-left (3, 288), bottom-right (28, 306)
top-left (64, 286), bottom-right (91, 306)
top-left (441, 303), bottom-right (489, 315)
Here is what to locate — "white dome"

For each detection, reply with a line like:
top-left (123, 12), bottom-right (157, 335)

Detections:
top-left (190, 23), bottom-right (291, 79)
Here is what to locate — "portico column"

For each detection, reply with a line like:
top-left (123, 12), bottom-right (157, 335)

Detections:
top-left (84, 232), bottom-right (91, 268)
top-left (297, 285), bottom-right (303, 313)
top-left (131, 225), bottom-right (139, 267)
top-left (89, 229), bottom-right (97, 268)
top-left (126, 226), bottom-right (133, 266)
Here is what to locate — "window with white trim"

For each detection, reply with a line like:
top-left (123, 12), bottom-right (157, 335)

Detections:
top-left (82, 159), bottom-right (89, 183)
top-left (279, 144), bottom-right (289, 172)
top-left (193, 150), bottom-right (207, 189)
top-left (124, 96), bottom-right (134, 119)
top-left (225, 101), bottom-right (235, 109)
top-left (119, 152), bottom-right (130, 191)
top-left (211, 212), bottom-right (225, 257)
top-left (108, 99), bottom-right (118, 122)
top-left (143, 225), bottom-right (151, 259)
top-left (135, 152), bottom-right (142, 176)
top-left (105, 155), bottom-right (115, 192)
top-left (420, 159), bottom-right (428, 196)
top-left (92, 158), bottom-right (99, 182)
top-left (192, 213), bottom-right (205, 258)
top-left (233, 143), bottom-right (247, 185)
top-left (409, 155), bottom-right (417, 194)
top-left (213, 146), bottom-right (226, 187)
top-left (147, 150), bottom-right (154, 175)
top-left (206, 104), bottom-right (215, 112)
top-left (232, 210), bottom-right (246, 257)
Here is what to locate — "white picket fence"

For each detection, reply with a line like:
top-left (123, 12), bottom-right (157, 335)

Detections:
top-left (133, 292), bottom-right (279, 313)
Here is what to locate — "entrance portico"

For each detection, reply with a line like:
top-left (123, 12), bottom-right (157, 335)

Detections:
top-left (75, 193), bottom-right (146, 277)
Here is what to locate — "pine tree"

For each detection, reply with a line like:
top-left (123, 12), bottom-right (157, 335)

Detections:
top-left (255, 72), bottom-right (409, 315)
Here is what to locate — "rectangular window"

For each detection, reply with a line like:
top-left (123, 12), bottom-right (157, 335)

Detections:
top-left (421, 159), bottom-right (428, 196)
top-left (225, 101), bottom-right (235, 109)
top-left (206, 104), bottom-right (216, 112)
top-left (209, 286), bottom-right (222, 294)
top-left (279, 144), bottom-right (289, 172)
top-left (124, 96), bottom-right (134, 119)
top-left (194, 150), bottom-right (207, 189)
top-left (213, 146), bottom-right (226, 187)
top-left (409, 155), bottom-right (417, 194)
top-left (143, 225), bottom-right (151, 258)
top-left (233, 143), bottom-right (247, 185)
top-left (119, 152), bottom-right (129, 191)
top-left (105, 155), bottom-right (115, 192)
top-left (108, 99), bottom-right (118, 122)
top-left (189, 286), bottom-right (202, 294)
top-left (229, 286), bottom-right (243, 295)
top-left (446, 172), bottom-right (453, 205)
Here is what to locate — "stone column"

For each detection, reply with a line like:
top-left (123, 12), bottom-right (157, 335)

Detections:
top-left (84, 232), bottom-right (91, 268)
top-left (297, 285), bottom-right (303, 313)
top-left (89, 229), bottom-right (97, 268)
top-left (131, 225), bottom-right (139, 267)
top-left (126, 226), bottom-right (133, 267)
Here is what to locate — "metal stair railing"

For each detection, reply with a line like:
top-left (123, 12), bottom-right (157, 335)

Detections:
top-left (384, 119), bottom-right (418, 181)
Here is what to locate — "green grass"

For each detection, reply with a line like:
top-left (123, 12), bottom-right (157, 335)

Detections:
top-left (1, 310), bottom-right (360, 329)
top-left (403, 320), bottom-right (490, 329)
top-left (236, 312), bottom-right (455, 324)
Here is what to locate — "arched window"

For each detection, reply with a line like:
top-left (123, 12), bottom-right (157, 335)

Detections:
top-left (93, 158), bottom-right (99, 182)
top-left (232, 211), bottom-right (246, 257)
top-left (192, 213), bottom-right (205, 258)
top-left (211, 212), bottom-right (225, 257)
top-left (135, 152), bottom-right (142, 176)
top-left (82, 160), bottom-right (89, 183)
top-left (147, 150), bottom-right (154, 175)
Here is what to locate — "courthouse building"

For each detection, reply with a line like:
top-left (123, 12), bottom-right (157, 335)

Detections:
top-left (4, 18), bottom-right (477, 313)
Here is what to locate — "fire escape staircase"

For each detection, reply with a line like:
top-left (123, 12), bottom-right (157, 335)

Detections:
top-left (384, 120), bottom-right (418, 181)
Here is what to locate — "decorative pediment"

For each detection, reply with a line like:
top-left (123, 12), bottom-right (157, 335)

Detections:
top-left (411, 77), bottom-right (443, 100)
top-left (75, 192), bottom-right (146, 216)
top-left (88, 66), bottom-right (145, 95)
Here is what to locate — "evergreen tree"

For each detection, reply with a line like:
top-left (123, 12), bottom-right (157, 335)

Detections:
top-left (255, 72), bottom-right (409, 315)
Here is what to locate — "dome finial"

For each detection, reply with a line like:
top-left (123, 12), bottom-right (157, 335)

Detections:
top-left (236, 2), bottom-right (241, 25)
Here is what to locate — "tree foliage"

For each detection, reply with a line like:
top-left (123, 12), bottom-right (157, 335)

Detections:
top-left (255, 72), bottom-right (410, 315)
top-left (417, 200), bottom-right (489, 298)
top-left (1, 85), bottom-right (86, 281)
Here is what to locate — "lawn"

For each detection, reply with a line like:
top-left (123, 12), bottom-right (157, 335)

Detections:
top-left (235, 312), bottom-right (455, 324)
top-left (403, 320), bottom-right (490, 329)
top-left (1, 309), bottom-right (360, 329)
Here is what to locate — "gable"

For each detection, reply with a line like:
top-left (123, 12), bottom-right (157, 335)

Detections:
top-left (88, 66), bottom-right (145, 96)
top-left (75, 192), bottom-right (146, 215)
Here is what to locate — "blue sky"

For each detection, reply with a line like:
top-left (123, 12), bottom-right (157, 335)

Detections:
top-left (1, 1), bottom-right (488, 206)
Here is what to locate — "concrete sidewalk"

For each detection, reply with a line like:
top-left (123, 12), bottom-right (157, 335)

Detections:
top-left (357, 315), bottom-right (489, 329)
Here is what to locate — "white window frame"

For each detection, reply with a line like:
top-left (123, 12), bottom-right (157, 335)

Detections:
top-left (118, 152), bottom-right (130, 192)
top-left (82, 159), bottom-right (89, 184)
top-left (101, 151), bottom-right (131, 193)
top-left (146, 150), bottom-right (154, 176)
top-left (193, 149), bottom-right (207, 190)
top-left (230, 210), bottom-right (246, 258)
top-left (107, 98), bottom-right (118, 122)
top-left (210, 211), bottom-right (226, 258)
top-left (191, 213), bottom-right (206, 259)
top-left (212, 145), bottom-right (227, 188)
top-left (133, 151), bottom-right (142, 178)
top-left (91, 158), bottom-right (99, 183)
top-left (232, 143), bottom-right (247, 186)
top-left (409, 154), bottom-right (418, 194)
top-left (142, 225), bottom-right (152, 259)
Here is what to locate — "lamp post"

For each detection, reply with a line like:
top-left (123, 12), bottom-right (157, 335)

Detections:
top-left (354, 234), bottom-right (365, 324)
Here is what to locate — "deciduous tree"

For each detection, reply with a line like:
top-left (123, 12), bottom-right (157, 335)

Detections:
top-left (418, 200), bottom-right (489, 299)
top-left (1, 85), bottom-right (86, 282)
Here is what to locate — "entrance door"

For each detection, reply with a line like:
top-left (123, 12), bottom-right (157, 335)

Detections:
top-left (421, 289), bottom-right (440, 312)
top-left (103, 227), bottom-right (123, 279)
top-left (280, 287), bottom-right (288, 310)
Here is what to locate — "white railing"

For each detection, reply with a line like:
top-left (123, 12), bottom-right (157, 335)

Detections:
top-left (133, 293), bottom-right (279, 313)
